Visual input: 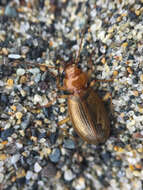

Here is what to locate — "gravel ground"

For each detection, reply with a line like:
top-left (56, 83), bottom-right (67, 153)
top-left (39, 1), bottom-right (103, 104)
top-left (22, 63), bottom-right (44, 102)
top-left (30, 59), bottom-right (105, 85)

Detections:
top-left (0, 0), bottom-right (143, 190)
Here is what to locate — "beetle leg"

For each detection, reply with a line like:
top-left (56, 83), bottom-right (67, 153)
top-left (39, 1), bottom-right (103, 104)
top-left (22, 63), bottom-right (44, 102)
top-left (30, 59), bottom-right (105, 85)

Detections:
top-left (58, 128), bottom-right (77, 142)
top-left (57, 117), bottom-right (77, 142)
top-left (58, 116), bottom-right (70, 126)
top-left (37, 95), bottom-right (68, 109)
top-left (89, 78), bottom-right (114, 87)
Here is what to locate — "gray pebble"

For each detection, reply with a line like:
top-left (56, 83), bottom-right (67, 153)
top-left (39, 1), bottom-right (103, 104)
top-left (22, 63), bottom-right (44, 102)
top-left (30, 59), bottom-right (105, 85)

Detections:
top-left (49, 148), bottom-right (61, 163)
top-left (41, 163), bottom-right (57, 178)
top-left (63, 139), bottom-right (75, 149)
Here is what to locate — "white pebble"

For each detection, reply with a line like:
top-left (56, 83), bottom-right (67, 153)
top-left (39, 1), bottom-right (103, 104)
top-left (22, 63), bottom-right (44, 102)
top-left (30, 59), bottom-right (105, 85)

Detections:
top-left (26, 171), bottom-right (33, 180)
top-left (16, 142), bottom-right (23, 149)
top-left (34, 162), bottom-right (42, 173)
top-left (16, 68), bottom-right (26, 76)
top-left (33, 94), bottom-right (43, 104)
top-left (29, 68), bottom-right (40, 74)
top-left (64, 169), bottom-right (75, 181)
top-left (8, 54), bottom-right (21, 59)
top-left (11, 154), bottom-right (20, 164)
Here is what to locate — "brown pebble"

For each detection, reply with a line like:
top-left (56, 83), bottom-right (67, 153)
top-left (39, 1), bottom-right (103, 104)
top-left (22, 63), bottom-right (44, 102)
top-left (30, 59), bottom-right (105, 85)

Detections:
top-left (113, 70), bottom-right (118, 77)
top-left (101, 57), bottom-right (106, 64)
top-left (19, 76), bottom-right (27, 84)
top-left (140, 74), bottom-right (143, 82)
top-left (7, 79), bottom-right (14, 87)
top-left (0, 154), bottom-right (7, 161)
top-left (133, 91), bottom-right (139, 97)
top-left (127, 67), bottom-right (133, 74)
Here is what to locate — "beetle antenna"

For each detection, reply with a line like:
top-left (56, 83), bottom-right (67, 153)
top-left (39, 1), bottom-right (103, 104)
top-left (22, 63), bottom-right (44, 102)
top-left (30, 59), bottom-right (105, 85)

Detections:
top-left (75, 28), bottom-right (85, 65)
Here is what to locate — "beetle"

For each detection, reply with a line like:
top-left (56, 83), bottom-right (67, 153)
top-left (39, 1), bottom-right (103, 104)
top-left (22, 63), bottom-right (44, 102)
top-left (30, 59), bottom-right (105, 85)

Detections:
top-left (53, 33), bottom-right (111, 145)
top-left (58, 62), bottom-right (110, 145)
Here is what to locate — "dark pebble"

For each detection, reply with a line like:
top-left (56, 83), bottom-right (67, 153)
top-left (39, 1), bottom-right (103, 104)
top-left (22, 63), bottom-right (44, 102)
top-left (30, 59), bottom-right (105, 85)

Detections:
top-left (21, 114), bottom-right (32, 129)
top-left (98, 176), bottom-right (109, 187)
top-left (128, 11), bottom-right (137, 20)
top-left (56, 160), bottom-right (65, 169)
top-left (49, 131), bottom-right (58, 145)
top-left (32, 182), bottom-right (38, 190)
top-left (0, 93), bottom-right (8, 107)
top-left (16, 177), bottom-right (26, 186)
top-left (100, 152), bottom-right (111, 164)
top-left (115, 141), bottom-right (125, 148)
top-left (63, 139), bottom-right (75, 150)
top-left (41, 163), bottom-right (57, 178)
top-left (49, 148), bottom-right (61, 163)
top-left (26, 156), bottom-right (36, 166)
top-left (44, 71), bottom-right (56, 87)
top-left (0, 64), bottom-right (13, 78)
top-left (38, 132), bottom-right (47, 139)
top-left (114, 13), bottom-right (121, 18)
top-left (0, 128), bottom-right (14, 141)
top-left (112, 160), bottom-right (122, 167)
top-left (42, 106), bottom-right (57, 121)
top-left (6, 143), bottom-right (17, 154)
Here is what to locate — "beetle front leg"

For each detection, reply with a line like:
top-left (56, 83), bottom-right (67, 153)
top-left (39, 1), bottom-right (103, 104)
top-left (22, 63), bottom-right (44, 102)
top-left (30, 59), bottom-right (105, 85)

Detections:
top-left (89, 78), bottom-right (114, 88)
top-left (37, 95), bottom-right (68, 109)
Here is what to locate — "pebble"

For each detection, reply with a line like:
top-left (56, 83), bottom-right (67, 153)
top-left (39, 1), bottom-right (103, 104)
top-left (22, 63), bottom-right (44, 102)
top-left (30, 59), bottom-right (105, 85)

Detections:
top-left (90, 19), bottom-right (102, 32)
top-left (41, 163), bottom-right (57, 178)
top-left (6, 144), bottom-right (17, 154)
top-left (73, 177), bottom-right (86, 190)
top-left (11, 154), bottom-right (20, 165)
top-left (140, 74), bottom-right (143, 82)
top-left (15, 112), bottom-right (23, 121)
top-left (34, 162), bottom-right (42, 173)
top-left (26, 171), bottom-right (33, 180)
top-left (4, 5), bottom-right (17, 17)
top-left (28, 68), bottom-right (40, 74)
top-left (16, 68), bottom-right (26, 76)
top-left (34, 73), bottom-right (41, 83)
top-left (0, 154), bottom-right (7, 161)
top-left (49, 132), bottom-right (58, 145)
top-left (8, 54), bottom-right (21, 59)
top-left (0, 128), bottom-right (14, 141)
top-left (6, 78), bottom-right (14, 87)
top-left (63, 139), bottom-right (75, 150)
top-left (33, 94), bottom-right (43, 105)
top-left (0, 173), bottom-right (4, 183)
top-left (64, 169), bottom-right (75, 181)
top-left (49, 148), bottom-right (61, 163)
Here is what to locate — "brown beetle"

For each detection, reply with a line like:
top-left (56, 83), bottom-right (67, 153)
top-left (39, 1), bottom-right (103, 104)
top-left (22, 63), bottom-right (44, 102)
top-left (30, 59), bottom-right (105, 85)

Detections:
top-left (60, 61), bottom-right (110, 145)
top-left (55, 30), bottom-right (112, 144)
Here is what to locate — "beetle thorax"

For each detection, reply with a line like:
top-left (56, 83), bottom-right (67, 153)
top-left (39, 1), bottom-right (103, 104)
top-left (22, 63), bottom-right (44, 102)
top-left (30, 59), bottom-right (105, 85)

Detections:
top-left (64, 65), bottom-right (88, 93)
